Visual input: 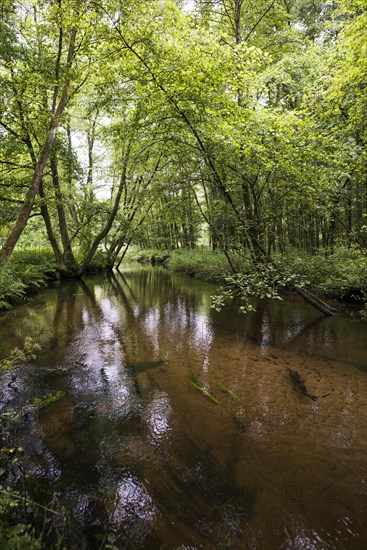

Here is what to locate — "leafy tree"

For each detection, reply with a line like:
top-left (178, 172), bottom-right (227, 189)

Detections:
top-left (0, 0), bottom-right (103, 267)
top-left (0, 0), bottom-right (365, 314)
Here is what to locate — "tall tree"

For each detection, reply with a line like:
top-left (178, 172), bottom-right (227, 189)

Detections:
top-left (0, 0), bottom-right (99, 266)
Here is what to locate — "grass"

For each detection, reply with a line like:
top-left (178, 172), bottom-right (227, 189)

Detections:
top-left (128, 247), bottom-right (251, 283)
top-left (128, 245), bottom-right (367, 310)
top-left (190, 379), bottom-right (220, 404)
top-left (168, 248), bottom-right (244, 282)
top-left (2, 244), bottom-right (366, 313)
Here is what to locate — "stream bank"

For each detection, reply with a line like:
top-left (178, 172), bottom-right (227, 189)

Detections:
top-left (132, 247), bottom-right (367, 315)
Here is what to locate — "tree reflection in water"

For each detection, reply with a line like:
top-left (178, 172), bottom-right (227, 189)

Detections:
top-left (0, 266), bottom-right (366, 549)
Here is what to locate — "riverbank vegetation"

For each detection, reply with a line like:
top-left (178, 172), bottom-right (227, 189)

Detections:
top-left (0, 338), bottom-right (48, 549)
top-left (130, 245), bottom-right (367, 308)
top-left (0, 248), bottom-right (111, 311)
top-left (1, 0), bottom-right (366, 315)
top-left (0, 249), bottom-right (57, 310)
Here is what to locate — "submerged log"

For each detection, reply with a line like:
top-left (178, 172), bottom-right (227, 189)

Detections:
top-left (293, 285), bottom-right (338, 316)
top-left (287, 368), bottom-right (317, 401)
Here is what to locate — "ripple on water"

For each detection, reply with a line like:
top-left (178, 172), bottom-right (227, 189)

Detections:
top-left (109, 473), bottom-right (158, 543)
top-left (0, 267), bottom-right (366, 549)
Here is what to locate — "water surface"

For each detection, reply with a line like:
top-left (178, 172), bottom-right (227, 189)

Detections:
top-left (0, 266), bottom-right (366, 549)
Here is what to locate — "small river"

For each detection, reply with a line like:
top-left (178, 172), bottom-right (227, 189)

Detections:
top-left (0, 265), bottom-right (366, 549)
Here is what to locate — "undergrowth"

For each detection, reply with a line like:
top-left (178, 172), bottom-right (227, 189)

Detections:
top-left (0, 340), bottom-right (65, 549)
top-left (129, 245), bottom-right (367, 311)
top-left (128, 247), bottom-right (250, 283)
top-left (0, 249), bottom-right (57, 311)
top-left (0, 248), bottom-right (112, 312)
top-left (282, 246), bottom-right (367, 299)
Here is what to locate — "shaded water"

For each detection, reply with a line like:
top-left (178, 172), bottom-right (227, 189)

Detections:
top-left (0, 265), bottom-right (366, 549)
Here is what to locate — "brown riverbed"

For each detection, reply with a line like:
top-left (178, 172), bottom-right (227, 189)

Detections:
top-left (0, 265), bottom-right (366, 549)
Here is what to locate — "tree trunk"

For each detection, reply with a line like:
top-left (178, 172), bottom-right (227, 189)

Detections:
top-left (0, 28), bottom-right (77, 267)
top-left (39, 180), bottom-right (64, 265)
top-left (50, 153), bottom-right (77, 270)
top-left (116, 238), bottom-right (132, 270)
top-left (78, 146), bottom-right (129, 275)
top-left (66, 122), bottom-right (80, 229)
top-left (86, 113), bottom-right (98, 202)
top-left (293, 285), bottom-right (337, 316)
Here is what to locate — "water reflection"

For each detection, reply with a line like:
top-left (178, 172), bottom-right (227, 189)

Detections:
top-left (144, 307), bottom-right (161, 356)
top-left (0, 265), bottom-right (366, 549)
top-left (110, 474), bottom-right (157, 534)
top-left (144, 391), bottom-right (172, 446)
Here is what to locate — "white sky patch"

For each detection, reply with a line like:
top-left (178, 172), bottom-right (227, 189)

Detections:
top-left (70, 117), bottom-right (113, 201)
top-left (182, 0), bottom-right (195, 13)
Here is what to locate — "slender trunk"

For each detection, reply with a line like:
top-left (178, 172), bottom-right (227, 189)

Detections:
top-left (78, 146), bottom-right (129, 274)
top-left (116, 238), bottom-right (132, 270)
top-left (0, 28), bottom-right (77, 267)
top-left (86, 113), bottom-right (98, 202)
top-left (66, 122), bottom-right (80, 229)
top-left (192, 187), bottom-right (238, 273)
top-left (39, 180), bottom-right (64, 265)
top-left (50, 153), bottom-right (77, 269)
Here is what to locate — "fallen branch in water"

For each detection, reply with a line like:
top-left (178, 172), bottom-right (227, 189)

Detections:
top-left (287, 368), bottom-right (331, 401)
top-left (293, 285), bottom-right (338, 316)
top-left (218, 383), bottom-right (241, 405)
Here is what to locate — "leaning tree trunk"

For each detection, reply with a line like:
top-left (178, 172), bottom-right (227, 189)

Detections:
top-left (112, 25), bottom-right (337, 317)
top-left (0, 128), bottom-right (60, 266)
top-left (0, 29), bottom-right (77, 268)
top-left (293, 286), bottom-right (337, 316)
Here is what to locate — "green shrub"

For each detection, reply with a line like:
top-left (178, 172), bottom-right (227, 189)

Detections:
top-left (284, 246), bottom-right (367, 297)
top-left (128, 246), bottom-right (251, 283)
top-left (88, 250), bottom-right (110, 271)
top-left (0, 249), bottom-right (58, 311)
top-left (168, 248), bottom-right (232, 282)
top-left (0, 518), bottom-right (43, 550)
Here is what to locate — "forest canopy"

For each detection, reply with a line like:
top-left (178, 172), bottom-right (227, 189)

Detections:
top-left (0, 0), bottom-right (366, 309)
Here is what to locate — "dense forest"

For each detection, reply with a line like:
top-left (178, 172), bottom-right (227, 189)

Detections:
top-left (0, 0), bottom-right (366, 313)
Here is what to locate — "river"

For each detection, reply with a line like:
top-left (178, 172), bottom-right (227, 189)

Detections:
top-left (0, 265), bottom-right (366, 549)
